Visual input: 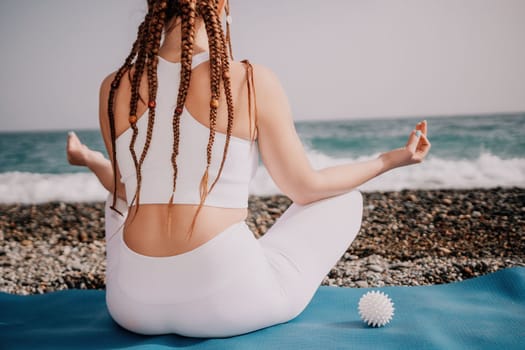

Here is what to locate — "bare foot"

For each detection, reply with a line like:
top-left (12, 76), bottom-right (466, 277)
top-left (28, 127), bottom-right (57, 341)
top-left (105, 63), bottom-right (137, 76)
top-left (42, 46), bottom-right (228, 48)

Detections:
top-left (66, 131), bottom-right (103, 167)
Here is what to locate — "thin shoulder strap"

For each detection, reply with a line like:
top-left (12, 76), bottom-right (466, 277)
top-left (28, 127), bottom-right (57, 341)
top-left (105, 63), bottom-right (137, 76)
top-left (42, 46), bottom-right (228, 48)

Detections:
top-left (241, 59), bottom-right (258, 141)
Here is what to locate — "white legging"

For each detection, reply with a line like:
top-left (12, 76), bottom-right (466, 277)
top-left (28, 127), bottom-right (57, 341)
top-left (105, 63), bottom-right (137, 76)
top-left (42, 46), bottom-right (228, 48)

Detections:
top-left (105, 191), bottom-right (363, 338)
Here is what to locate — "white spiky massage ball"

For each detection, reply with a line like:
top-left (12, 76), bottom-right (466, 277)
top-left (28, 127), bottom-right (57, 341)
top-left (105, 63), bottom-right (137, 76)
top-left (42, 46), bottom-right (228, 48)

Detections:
top-left (358, 291), bottom-right (395, 327)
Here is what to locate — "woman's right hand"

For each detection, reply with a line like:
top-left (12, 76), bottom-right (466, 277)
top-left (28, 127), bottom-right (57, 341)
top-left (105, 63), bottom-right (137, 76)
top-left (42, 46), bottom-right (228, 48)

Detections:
top-left (380, 120), bottom-right (431, 170)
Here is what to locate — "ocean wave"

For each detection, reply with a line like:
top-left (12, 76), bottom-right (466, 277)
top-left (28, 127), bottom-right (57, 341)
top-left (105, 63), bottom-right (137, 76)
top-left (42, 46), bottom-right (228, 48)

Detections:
top-left (250, 151), bottom-right (525, 195)
top-left (0, 172), bottom-right (108, 204)
top-left (1, 152), bottom-right (523, 203)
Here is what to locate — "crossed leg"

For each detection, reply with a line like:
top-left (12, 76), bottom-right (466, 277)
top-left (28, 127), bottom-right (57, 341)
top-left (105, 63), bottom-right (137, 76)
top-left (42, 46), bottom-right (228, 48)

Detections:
top-left (259, 190), bottom-right (363, 319)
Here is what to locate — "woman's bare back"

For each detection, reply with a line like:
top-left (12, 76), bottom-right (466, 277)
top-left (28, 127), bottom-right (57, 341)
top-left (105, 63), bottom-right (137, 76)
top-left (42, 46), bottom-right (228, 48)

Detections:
top-left (100, 52), bottom-right (256, 257)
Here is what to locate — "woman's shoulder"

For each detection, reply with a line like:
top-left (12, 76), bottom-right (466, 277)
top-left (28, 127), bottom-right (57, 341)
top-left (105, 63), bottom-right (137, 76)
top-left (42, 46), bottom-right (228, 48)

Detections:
top-left (231, 59), bottom-right (278, 79)
top-left (229, 60), bottom-right (285, 98)
top-left (99, 71), bottom-right (117, 97)
top-left (99, 68), bottom-right (137, 97)
top-left (97, 69), bottom-right (142, 134)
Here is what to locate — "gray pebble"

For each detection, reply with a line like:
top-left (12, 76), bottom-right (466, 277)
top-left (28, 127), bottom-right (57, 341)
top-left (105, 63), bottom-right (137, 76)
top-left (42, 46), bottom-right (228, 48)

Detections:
top-left (367, 264), bottom-right (385, 273)
top-left (355, 280), bottom-right (369, 288)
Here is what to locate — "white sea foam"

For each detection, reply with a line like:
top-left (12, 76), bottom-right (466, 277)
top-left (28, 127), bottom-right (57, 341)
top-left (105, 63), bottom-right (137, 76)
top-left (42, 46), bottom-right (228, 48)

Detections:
top-left (0, 152), bottom-right (523, 203)
top-left (249, 151), bottom-right (525, 195)
top-left (0, 172), bottom-right (108, 204)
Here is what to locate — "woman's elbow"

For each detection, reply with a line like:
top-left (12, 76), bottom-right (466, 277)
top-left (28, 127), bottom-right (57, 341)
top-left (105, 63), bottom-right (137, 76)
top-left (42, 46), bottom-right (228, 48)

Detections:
top-left (285, 173), bottom-right (323, 205)
top-left (286, 192), bottom-right (310, 206)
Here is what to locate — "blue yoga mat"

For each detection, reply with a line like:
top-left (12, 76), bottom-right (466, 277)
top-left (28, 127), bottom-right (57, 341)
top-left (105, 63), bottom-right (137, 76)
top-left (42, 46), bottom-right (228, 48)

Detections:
top-left (1, 267), bottom-right (524, 350)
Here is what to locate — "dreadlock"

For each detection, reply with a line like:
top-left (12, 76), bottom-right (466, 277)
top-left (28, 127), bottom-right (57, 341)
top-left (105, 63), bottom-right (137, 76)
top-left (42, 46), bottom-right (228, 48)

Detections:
top-left (107, 0), bottom-right (235, 238)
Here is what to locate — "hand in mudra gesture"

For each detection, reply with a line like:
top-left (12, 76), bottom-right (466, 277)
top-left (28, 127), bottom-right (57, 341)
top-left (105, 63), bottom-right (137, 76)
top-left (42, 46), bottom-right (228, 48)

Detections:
top-left (381, 120), bottom-right (431, 169)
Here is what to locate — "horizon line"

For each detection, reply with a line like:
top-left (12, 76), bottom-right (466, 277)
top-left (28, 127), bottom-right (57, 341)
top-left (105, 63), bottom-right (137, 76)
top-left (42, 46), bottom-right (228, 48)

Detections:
top-left (1, 110), bottom-right (524, 133)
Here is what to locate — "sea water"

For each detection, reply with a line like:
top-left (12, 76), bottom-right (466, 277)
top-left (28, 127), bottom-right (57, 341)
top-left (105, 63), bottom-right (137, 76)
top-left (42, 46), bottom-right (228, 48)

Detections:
top-left (0, 113), bottom-right (523, 203)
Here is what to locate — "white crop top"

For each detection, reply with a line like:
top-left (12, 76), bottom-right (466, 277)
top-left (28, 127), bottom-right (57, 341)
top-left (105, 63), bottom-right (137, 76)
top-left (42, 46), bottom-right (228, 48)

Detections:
top-left (115, 51), bottom-right (258, 208)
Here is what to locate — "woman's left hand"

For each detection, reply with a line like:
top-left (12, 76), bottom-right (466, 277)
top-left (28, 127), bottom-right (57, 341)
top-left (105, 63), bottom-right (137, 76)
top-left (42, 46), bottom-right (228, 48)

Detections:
top-left (380, 120), bottom-right (431, 170)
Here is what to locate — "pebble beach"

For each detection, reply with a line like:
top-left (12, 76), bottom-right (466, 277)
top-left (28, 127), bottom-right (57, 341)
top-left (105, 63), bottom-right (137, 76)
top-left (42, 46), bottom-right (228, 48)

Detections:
top-left (1, 188), bottom-right (524, 295)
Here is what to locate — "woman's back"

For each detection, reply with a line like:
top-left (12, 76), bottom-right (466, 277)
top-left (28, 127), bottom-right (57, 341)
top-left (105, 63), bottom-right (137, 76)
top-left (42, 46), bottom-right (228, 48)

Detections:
top-left (102, 48), bottom-right (258, 257)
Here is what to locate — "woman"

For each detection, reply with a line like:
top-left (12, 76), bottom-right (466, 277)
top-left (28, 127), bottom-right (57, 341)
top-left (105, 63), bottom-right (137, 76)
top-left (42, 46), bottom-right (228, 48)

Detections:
top-left (67, 0), bottom-right (430, 338)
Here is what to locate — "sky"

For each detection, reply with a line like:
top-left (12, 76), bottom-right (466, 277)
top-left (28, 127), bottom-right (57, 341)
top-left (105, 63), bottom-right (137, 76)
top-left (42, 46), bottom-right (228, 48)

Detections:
top-left (0, 0), bottom-right (524, 131)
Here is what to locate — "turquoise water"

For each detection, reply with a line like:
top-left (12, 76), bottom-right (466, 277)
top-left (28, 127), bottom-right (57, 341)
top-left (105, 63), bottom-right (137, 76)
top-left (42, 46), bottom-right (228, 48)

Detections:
top-left (1, 113), bottom-right (524, 174)
top-left (0, 130), bottom-right (106, 174)
top-left (0, 112), bottom-right (524, 202)
top-left (296, 113), bottom-right (525, 160)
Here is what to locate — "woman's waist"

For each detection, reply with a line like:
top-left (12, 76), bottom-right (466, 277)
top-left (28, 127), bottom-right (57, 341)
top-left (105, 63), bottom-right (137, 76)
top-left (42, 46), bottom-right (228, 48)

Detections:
top-left (113, 218), bottom-right (265, 305)
top-left (123, 204), bottom-right (248, 257)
